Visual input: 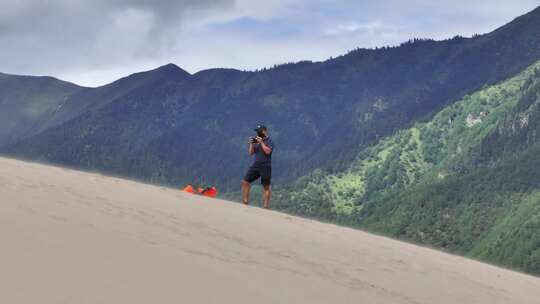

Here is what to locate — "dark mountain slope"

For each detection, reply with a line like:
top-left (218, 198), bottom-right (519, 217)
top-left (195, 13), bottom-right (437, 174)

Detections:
top-left (0, 73), bottom-right (83, 146)
top-left (0, 64), bottom-right (190, 148)
top-left (35, 63), bottom-right (191, 133)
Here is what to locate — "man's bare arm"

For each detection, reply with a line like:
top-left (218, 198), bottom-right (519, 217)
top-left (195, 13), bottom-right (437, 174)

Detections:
top-left (257, 138), bottom-right (272, 155)
top-left (248, 140), bottom-right (255, 155)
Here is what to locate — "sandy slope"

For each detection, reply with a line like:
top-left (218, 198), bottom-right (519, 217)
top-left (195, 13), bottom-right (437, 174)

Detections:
top-left (1, 157), bottom-right (539, 304)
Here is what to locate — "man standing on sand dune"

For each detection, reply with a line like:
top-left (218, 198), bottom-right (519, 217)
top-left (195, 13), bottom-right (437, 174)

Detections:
top-left (241, 124), bottom-right (274, 209)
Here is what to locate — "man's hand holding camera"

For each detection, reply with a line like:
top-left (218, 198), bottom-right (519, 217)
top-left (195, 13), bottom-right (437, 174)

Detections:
top-left (249, 136), bottom-right (264, 144)
top-left (248, 135), bottom-right (271, 156)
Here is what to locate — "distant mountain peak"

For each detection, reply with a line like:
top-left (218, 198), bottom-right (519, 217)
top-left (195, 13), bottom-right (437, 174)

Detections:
top-left (0, 71), bottom-right (83, 88)
top-left (138, 63), bottom-right (191, 82)
top-left (155, 63), bottom-right (190, 75)
top-left (99, 63), bottom-right (190, 89)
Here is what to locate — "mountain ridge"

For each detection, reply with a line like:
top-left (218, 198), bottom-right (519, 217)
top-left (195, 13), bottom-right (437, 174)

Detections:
top-left (3, 6), bottom-right (540, 88)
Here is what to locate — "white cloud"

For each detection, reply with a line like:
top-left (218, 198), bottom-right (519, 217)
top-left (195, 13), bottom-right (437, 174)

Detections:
top-left (324, 22), bottom-right (382, 36)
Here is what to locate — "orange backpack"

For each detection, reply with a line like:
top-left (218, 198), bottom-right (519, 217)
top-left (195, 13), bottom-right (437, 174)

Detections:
top-left (183, 184), bottom-right (195, 193)
top-left (202, 186), bottom-right (218, 198)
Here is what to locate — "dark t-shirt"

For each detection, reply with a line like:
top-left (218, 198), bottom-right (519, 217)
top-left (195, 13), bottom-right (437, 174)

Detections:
top-left (253, 137), bottom-right (274, 167)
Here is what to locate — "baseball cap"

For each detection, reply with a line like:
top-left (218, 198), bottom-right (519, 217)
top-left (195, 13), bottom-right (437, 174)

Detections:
top-left (253, 124), bottom-right (267, 132)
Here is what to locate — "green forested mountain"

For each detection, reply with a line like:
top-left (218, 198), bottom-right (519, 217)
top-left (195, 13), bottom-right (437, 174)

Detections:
top-left (3, 6), bottom-right (540, 192)
top-left (273, 59), bottom-right (540, 275)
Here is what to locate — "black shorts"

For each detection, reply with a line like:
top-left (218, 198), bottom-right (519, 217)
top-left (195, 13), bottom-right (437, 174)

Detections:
top-left (243, 166), bottom-right (272, 186)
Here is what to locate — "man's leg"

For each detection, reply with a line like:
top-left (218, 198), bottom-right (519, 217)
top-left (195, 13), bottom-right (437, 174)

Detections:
top-left (260, 166), bottom-right (272, 209)
top-left (242, 166), bottom-right (260, 205)
top-left (241, 180), bottom-right (251, 205)
top-left (262, 184), bottom-right (271, 209)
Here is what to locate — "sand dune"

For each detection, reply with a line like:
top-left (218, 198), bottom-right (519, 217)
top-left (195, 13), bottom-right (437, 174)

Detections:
top-left (1, 157), bottom-right (539, 303)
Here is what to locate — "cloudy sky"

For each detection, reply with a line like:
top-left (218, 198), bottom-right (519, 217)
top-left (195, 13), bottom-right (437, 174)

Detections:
top-left (1, 0), bottom-right (538, 87)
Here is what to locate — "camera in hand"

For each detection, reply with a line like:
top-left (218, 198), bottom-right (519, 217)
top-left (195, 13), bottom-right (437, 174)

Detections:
top-left (250, 125), bottom-right (266, 144)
